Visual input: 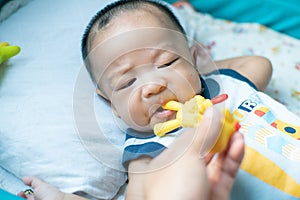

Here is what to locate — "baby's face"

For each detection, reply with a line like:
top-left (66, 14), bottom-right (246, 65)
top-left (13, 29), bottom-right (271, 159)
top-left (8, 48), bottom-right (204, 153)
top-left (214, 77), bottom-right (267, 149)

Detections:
top-left (88, 10), bottom-right (202, 133)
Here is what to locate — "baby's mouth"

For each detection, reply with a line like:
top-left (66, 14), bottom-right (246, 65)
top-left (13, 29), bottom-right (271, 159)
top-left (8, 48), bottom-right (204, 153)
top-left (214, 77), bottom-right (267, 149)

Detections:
top-left (156, 106), bottom-right (164, 112)
top-left (154, 106), bottom-right (175, 119)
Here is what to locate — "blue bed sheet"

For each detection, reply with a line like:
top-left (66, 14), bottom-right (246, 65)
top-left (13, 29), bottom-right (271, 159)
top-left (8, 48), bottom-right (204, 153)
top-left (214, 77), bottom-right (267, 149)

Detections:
top-left (164, 0), bottom-right (300, 39)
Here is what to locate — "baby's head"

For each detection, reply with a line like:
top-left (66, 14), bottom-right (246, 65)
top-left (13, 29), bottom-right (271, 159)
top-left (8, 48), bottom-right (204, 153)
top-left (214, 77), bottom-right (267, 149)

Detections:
top-left (81, 0), bottom-right (203, 133)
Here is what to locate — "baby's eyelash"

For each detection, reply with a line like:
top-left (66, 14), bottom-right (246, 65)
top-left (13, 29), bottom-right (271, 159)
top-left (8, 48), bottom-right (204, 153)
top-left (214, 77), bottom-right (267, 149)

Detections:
top-left (117, 78), bottom-right (136, 90)
top-left (157, 57), bottom-right (179, 68)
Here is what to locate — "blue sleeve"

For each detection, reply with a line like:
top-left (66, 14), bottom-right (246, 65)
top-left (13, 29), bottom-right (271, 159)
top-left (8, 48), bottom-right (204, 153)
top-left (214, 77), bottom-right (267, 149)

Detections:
top-left (210, 69), bottom-right (258, 90)
top-left (122, 128), bottom-right (181, 168)
top-left (122, 129), bottom-right (166, 168)
top-left (122, 142), bottom-right (166, 168)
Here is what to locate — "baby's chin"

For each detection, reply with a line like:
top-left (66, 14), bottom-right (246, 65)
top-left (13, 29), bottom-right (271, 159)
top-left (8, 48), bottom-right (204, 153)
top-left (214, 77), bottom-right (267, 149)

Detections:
top-left (127, 122), bottom-right (153, 134)
top-left (128, 122), bottom-right (160, 135)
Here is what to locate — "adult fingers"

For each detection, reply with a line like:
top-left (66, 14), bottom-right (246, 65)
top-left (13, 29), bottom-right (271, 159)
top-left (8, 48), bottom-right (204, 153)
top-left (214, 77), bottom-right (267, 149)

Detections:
top-left (219, 132), bottom-right (245, 177)
top-left (163, 107), bottom-right (222, 163)
top-left (190, 106), bottom-right (223, 158)
top-left (131, 106), bottom-right (224, 173)
top-left (207, 132), bottom-right (244, 200)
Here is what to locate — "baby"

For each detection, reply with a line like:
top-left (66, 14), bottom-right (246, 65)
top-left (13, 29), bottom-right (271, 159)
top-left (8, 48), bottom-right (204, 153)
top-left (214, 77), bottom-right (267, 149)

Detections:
top-left (80, 0), bottom-right (271, 168)
top-left (22, 0), bottom-right (300, 199)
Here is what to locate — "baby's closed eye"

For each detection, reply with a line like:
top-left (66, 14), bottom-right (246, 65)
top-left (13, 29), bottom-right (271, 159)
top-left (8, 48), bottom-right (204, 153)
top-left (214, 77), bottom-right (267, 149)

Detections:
top-left (117, 78), bottom-right (137, 90)
top-left (157, 57), bottom-right (179, 69)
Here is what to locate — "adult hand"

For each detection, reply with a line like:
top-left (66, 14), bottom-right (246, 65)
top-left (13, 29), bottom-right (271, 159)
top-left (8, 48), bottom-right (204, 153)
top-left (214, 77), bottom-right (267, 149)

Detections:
top-left (127, 107), bottom-right (244, 200)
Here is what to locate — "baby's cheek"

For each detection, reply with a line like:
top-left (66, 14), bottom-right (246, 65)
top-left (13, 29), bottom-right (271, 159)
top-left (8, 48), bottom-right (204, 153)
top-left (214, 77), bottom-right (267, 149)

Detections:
top-left (131, 106), bottom-right (147, 125)
top-left (180, 69), bottom-right (200, 93)
top-left (190, 72), bottom-right (202, 94)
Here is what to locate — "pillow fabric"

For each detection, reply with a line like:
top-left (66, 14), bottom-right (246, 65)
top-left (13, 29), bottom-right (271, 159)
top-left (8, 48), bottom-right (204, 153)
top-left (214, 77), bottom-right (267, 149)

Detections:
top-left (0, 0), bottom-right (32, 22)
top-left (164, 0), bottom-right (300, 39)
top-left (0, 0), bottom-right (127, 199)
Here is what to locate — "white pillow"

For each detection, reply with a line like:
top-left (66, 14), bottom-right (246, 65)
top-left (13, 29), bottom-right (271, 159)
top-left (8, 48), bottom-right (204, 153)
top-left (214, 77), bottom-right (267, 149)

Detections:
top-left (0, 0), bottom-right (32, 22)
top-left (0, 0), bottom-right (127, 199)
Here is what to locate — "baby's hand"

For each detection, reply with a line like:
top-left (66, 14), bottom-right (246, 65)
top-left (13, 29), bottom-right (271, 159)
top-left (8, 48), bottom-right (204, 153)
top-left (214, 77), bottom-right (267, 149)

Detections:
top-left (18, 177), bottom-right (65, 200)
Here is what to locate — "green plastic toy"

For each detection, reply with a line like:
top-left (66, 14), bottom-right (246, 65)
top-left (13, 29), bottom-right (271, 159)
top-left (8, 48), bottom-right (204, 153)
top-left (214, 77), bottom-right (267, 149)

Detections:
top-left (0, 42), bottom-right (21, 64)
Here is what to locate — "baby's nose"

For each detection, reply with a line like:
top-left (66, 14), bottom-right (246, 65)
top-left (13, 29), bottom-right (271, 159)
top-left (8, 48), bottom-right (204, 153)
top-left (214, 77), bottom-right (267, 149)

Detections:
top-left (142, 83), bottom-right (166, 98)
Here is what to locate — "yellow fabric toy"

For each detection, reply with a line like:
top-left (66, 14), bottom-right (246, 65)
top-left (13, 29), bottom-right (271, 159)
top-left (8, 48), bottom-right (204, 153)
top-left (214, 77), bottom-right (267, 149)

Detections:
top-left (154, 94), bottom-right (240, 153)
top-left (0, 42), bottom-right (21, 64)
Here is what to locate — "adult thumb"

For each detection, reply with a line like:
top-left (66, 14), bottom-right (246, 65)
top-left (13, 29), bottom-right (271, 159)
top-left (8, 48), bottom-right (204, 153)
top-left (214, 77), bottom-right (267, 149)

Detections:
top-left (166, 106), bottom-right (223, 159)
top-left (188, 106), bottom-right (223, 158)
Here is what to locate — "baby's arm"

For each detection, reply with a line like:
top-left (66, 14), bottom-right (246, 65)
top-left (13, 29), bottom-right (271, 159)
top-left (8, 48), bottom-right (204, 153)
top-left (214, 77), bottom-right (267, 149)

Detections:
top-left (215, 56), bottom-right (273, 91)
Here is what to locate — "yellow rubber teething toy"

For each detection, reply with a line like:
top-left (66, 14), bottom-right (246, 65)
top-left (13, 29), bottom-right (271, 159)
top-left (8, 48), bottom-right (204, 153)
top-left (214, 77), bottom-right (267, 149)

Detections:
top-left (0, 42), bottom-right (21, 64)
top-left (154, 94), bottom-right (240, 153)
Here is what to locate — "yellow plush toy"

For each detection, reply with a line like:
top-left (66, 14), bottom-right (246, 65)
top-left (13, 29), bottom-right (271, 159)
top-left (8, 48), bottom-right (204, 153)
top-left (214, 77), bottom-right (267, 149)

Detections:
top-left (154, 94), bottom-right (240, 153)
top-left (0, 42), bottom-right (21, 64)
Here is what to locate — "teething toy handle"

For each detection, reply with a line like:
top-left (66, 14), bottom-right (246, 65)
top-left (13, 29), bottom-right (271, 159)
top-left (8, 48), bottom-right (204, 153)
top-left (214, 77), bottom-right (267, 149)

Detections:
top-left (153, 94), bottom-right (240, 153)
top-left (154, 94), bottom-right (228, 137)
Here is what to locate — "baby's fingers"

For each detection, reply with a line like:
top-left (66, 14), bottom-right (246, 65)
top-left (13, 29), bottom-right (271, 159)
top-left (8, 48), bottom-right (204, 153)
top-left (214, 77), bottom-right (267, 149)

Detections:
top-left (17, 191), bottom-right (26, 198)
top-left (21, 177), bottom-right (45, 199)
top-left (18, 189), bottom-right (34, 199)
top-left (22, 176), bottom-right (45, 189)
top-left (22, 176), bottom-right (65, 200)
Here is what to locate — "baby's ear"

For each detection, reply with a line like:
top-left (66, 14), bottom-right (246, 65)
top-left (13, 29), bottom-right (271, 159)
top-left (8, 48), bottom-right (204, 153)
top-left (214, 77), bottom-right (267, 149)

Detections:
top-left (189, 43), bottom-right (216, 74)
top-left (96, 88), bottom-right (104, 96)
top-left (96, 88), bottom-right (109, 101)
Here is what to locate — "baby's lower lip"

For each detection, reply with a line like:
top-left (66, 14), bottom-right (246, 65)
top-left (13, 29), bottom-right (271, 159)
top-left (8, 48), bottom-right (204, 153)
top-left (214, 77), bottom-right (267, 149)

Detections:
top-left (155, 109), bottom-right (175, 119)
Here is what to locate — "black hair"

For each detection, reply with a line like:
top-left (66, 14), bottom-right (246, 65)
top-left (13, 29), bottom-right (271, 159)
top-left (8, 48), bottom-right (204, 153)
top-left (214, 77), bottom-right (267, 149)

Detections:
top-left (81, 0), bottom-right (185, 61)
